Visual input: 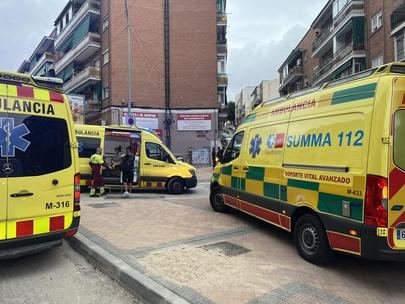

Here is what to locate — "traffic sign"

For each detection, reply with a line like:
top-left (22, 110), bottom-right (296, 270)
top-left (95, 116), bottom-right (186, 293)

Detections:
top-left (127, 115), bottom-right (135, 126)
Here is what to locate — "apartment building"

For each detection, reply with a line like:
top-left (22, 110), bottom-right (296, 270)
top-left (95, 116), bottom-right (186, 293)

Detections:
top-left (278, 29), bottom-right (319, 95)
top-left (18, 0), bottom-right (225, 158)
top-left (391, 4), bottom-right (405, 62)
top-left (217, 0), bottom-right (229, 134)
top-left (278, 0), bottom-right (405, 95)
top-left (251, 79), bottom-right (280, 108)
top-left (235, 86), bottom-right (256, 125)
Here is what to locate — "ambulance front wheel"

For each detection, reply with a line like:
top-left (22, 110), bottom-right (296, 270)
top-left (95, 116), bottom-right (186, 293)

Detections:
top-left (167, 177), bottom-right (185, 195)
top-left (294, 214), bottom-right (333, 265)
top-left (210, 187), bottom-right (229, 213)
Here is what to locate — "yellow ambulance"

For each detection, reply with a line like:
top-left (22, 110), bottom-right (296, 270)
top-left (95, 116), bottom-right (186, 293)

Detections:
top-left (75, 125), bottom-right (197, 194)
top-left (0, 71), bottom-right (80, 259)
top-left (211, 63), bottom-right (405, 264)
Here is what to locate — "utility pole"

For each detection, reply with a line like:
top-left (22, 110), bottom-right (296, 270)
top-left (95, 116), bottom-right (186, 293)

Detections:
top-left (125, 0), bottom-right (133, 124)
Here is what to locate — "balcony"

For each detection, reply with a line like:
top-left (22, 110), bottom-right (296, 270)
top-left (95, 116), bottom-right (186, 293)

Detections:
top-left (30, 52), bottom-right (55, 75)
top-left (217, 13), bottom-right (227, 26)
top-left (63, 66), bottom-right (101, 93)
top-left (313, 42), bottom-right (365, 84)
top-left (85, 99), bottom-right (101, 113)
top-left (279, 65), bottom-right (303, 92)
top-left (391, 5), bottom-right (405, 37)
top-left (55, 33), bottom-right (100, 73)
top-left (217, 41), bottom-right (228, 54)
top-left (313, 0), bottom-right (364, 57)
top-left (55, 0), bottom-right (100, 49)
top-left (218, 74), bottom-right (228, 86)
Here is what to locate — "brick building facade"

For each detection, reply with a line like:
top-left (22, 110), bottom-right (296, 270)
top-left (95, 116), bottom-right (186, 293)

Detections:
top-left (278, 0), bottom-right (405, 96)
top-left (18, 0), bottom-right (228, 159)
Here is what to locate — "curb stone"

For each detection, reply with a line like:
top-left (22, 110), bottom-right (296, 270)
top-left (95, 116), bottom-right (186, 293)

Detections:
top-left (69, 233), bottom-right (191, 304)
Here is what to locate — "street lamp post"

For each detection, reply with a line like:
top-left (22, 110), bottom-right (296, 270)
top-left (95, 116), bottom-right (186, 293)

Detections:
top-left (125, 0), bottom-right (133, 124)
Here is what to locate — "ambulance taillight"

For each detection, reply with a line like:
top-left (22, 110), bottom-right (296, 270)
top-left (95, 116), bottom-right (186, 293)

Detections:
top-left (365, 175), bottom-right (388, 227)
top-left (74, 173), bottom-right (81, 212)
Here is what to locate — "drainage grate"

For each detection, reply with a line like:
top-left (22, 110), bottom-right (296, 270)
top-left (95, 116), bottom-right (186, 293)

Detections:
top-left (202, 241), bottom-right (251, 257)
top-left (249, 282), bottom-right (351, 304)
top-left (88, 202), bottom-right (120, 209)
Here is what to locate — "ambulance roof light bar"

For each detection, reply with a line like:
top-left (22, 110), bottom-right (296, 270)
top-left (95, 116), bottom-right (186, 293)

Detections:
top-left (0, 71), bottom-right (64, 92)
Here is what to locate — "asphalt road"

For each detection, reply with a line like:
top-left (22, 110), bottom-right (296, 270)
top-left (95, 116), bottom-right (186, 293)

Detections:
top-left (0, 242), bottom-right (140, 304)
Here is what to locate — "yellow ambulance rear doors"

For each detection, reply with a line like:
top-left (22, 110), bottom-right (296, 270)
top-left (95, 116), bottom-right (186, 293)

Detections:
top-left (388, 70), bottom-right (405, 249)
top-left (2, 81), bottom-right (75, 240)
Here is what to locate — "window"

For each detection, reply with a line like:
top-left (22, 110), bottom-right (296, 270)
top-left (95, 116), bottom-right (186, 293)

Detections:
top-left (102, 86), bottom-right (110, 99)
top-left (217, 56), bottom-right (226, 74)
top-left (102, 16), bottom-right (109, 31)
top-left (103, 50), bottom-right (110, 65)
top-left (395, 30), bottom-right (405, 61)
top-left (0, 114), bottom-right (72, 177)
top-left (145, 142), bottom-right (174, 163)
top-left (217, 0), bottom-right (225, 13)
top-left (59, 22), bottom-right (63, 34)
top-left (223, 131), bottom-right (244, 163)
top-left (283, 65), bottom-right (289, 79)
top-left (394, 110), bottom-right (405, 170)
top-left (371, 55), bottom-right (384, 68)
top-left (218, 89), bottom-right (226, 106)
top-left (371, 11), bottom-right (383, 33)
top-left (77, 137), bottom-right (101, 158)
top-left (65, 13), bottom-right (69, 26)
top-left (333, 0), bottom-right (349, 18)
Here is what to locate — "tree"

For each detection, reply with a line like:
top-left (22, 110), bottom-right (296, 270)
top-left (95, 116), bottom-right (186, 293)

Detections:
top-left (227, 102), bottom-right (235, 124)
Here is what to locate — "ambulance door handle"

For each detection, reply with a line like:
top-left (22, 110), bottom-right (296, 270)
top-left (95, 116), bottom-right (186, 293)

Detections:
top-left (243, 167), bottom-right (249, 172)
top-left (144, 163), bottom-right (152, 166)
top-left (10, 191), bottom-right (34, 198)
top-left (234, 166), bottom-right (240, 170)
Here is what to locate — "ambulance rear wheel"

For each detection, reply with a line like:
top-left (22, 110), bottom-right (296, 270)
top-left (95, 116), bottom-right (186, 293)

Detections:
top-left (210, 187), bottom-right (229, 213)
top-left (167, 177), bottom-right (185, 195)
top-left (294, 214), bottom-right (333, 265)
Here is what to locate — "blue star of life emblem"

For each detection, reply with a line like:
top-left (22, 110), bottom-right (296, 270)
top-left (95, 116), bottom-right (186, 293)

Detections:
top-left (78, 142), bottom-right (84, 153)
top-left (0, 117), bottom-right (31, 158)
top-left (249, 134), bottom-right (262, 158)
top-left (267, 134), bottom-right (276, 149)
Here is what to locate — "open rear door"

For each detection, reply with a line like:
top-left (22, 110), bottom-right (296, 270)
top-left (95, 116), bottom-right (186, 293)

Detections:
top-left (388, 77), bottom-right (405, 249)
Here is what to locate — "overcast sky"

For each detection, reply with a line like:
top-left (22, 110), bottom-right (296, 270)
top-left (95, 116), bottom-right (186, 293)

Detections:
top-left (0, 0), bottom-right (67, 71)
top-left (0, 0), bottom-right (326, 99)
top-left (227, 0), bottom-right (326, 99)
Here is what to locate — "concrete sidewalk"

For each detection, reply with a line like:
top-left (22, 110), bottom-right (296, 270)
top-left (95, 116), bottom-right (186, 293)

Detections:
top-left (70, 167), bottom-right (405, 304)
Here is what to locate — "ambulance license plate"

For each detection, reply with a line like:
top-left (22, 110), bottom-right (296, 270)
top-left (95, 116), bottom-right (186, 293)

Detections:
top-left (396, 229), bottom-right (405, 240)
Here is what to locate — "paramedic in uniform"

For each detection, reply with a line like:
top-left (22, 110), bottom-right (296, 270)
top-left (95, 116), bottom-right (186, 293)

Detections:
top-left (89, 147), bottom-right (109, 197)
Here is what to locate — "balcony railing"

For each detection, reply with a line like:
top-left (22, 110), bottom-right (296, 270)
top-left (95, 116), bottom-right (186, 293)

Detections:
top-left (313, 23), bottom-right (334, 51)
top-left (218, 74), bottom-right (228, 86)
top-left (63, 66), bottom-right (101, 93)
top-left (397, 48), bottom-right (405, 62)
top-left (313, 42), bottom-right (365, 82)
top-left (55, 0), bottom-right (100, 49)
top-left (313, 0), bottom-right (364, 54)
top-left (217, 13), bottom-right (227, 25)
top-left (217, 42), bottom-right (227, 54)
top-left (279, 65), bottom-right (303, 90)
top-left (30, 52), bottom-right (55, 75)
top-left (85, 99), bottom-right (101, 113)
top-left (55, 33), bottom-right (100, 73)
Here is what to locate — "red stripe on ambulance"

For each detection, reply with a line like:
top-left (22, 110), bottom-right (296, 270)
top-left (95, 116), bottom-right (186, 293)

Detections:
top-left (17, 86), bottom-right (34, 99)
top-left (16, 220), bottom-right (34, 237)
top-left (50, 216), bottom-right (65, 231)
